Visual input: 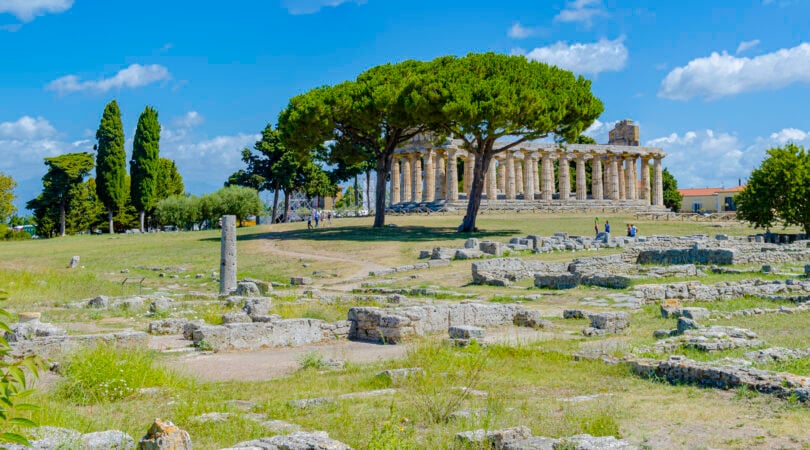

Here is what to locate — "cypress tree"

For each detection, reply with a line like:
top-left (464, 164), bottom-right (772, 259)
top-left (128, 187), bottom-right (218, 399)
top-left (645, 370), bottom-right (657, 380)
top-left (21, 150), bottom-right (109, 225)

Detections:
top-left (131, 106), bottom-right (161, 232)
top-left (95, 100), bottom-right (127, 234)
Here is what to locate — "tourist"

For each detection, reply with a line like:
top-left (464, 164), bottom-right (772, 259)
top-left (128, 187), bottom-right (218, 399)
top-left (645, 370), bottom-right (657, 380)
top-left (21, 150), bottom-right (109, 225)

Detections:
top-left (604, 220), bottom-right (610, 235)
top-left (307, 216), bottom-right (313, 230)
top-left (327, 211), bottom-right (332, 226)
top-left (314, 209), bottom-right (320, 227)
top-left (594, 218), bottom-right (599, 236)
top-left (626, 224), bottom-right (632, 237)
top-left (630, 224), bottom-right (638, 237)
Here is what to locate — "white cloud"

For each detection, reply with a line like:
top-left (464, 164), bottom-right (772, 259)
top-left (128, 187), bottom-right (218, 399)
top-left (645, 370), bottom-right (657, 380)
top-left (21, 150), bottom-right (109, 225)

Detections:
top-left (0, 0), bottom-right (73, 22)
top-left (173, 111), bottom-right (204, 129)
top-left (524, 37), bottom-right (628, 75)
top-left (645, 128), bottom-right (810, 188)
top-left (46, 64), bottom-right (172, 95)
top-left (508, 22), bottom-right (541, 39)
top-left (769, 127), bottom-right (808, 144)
top-left (554, 0), bottom-right (606, 27)
top-left (736, 39), bottom-right (760, 54)
top-left (282, 0), bottom-right (366, 15)
top-left (0, 116), bottom-right (56, 139)
top-left (659, 42), bottom-right (810, 100)
top-left (582, 119), bottom-right (618, 143)
top-left (164, 132), bottom-right (260, 193)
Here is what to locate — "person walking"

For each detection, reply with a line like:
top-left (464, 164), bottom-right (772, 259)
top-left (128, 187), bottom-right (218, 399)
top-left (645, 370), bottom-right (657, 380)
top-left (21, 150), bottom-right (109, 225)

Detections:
top-left (307, 216), bottom-right (313, 230)
top-left (594, 217), bottom-right (599, 236)
top-left (314, 209), bottom-right (320, 228)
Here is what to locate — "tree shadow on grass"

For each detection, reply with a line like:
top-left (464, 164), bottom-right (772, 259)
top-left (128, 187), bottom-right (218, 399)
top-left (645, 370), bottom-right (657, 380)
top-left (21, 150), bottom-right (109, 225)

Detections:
top-left (200, 225), bottom-right (520, 243)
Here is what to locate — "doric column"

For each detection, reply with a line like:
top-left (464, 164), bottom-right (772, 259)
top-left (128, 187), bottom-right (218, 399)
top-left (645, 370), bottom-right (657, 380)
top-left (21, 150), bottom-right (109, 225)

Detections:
top-left (533, 153), bottom-right (540, 195)
top-left (413, 153), bottom-right (422, 202)
top-left (467, 153), bottom-right (476, 196)
top-left (402, 153), bottom-right (412, 202)
top-left (523, 152), bottom-right (533, 200)
top-left (609, 156), bottom-right (620, 200)
top-left (497, 159), bottom-right (506, 193)
top-left (653, 157), bottom-right (664, 207)
top-left (626, 156), bottom-right (636, 200)
top-left (640, 156), bottom-right (650, 204)
top-left (517, 160), bottom-right (526, 196)
top-left (435, 150), bottom-right (445, 201)
top-left (447, 150), bottom-right (459, 201)
top-left (631, 157), bottom-right (639, 200)
top-left (592, 156), bottom-right (603, 201)
top-left (487, 158), bottom-right (497, 200)
top-left (575, 153), bottom-right (587, 201)
top-left (423, 149), bottom-right (435, 202)
top-left (541, 152), bottom-right (553, 200)
top-left (505, 152), bottom-right (516, 200)
top-left (618, 157), bottom-right (626, 200)
top-left (558, 152), bottom-right (570, 202)
top-left (392, 158), bottom-right (401, 204)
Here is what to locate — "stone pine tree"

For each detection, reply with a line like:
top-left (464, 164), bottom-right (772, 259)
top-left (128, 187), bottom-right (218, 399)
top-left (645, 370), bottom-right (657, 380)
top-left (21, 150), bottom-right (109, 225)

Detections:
top-left (130, 106), bottom-right (161, 232)
top-left (26, 153), bottom-right (94, 237)
top-left (418, 53), bottom-right (603, 232)
top-left (95, 100), bottom-right (128, 234)
top-left (279, 60), bottom-right (440, 228)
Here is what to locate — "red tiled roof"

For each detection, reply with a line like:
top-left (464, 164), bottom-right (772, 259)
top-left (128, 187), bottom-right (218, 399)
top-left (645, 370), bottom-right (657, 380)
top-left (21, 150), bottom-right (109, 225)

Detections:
top-left (679, 185), bottom-right (746, 196)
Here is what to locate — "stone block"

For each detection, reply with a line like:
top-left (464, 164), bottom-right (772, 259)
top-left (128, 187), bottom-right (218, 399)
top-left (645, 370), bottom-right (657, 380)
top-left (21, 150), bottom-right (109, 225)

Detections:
top-left (241, 278), bottom-right (272, 294)
top-left (83, 430), bottom-right (134, 450)
top-left (660, 299), bottom-right (682, 318)
top-left (513, 310), bottom-right (550, 329)
top-left (222, 311), bottom-right (252, 324)
top-left (225, 432), bottom-right (350, 450)
top-left (456, 426), bottom-right (532, 449)
top-left (449, 325), bottom-right (486, 339)
top-left (589, 312), bottom-right (629, 334)
top-left (137, 419), bottom-right (191, 450)
top-left (377, 367), bottom-right (424, 384)
top-left (563, 309), bottom-right (589, 319)
top-left (69, 256), bottom-right (80, 268)
top-left (88, 295), bottom-right (110, 309)
top-left (464, 238), bottom-right (480, 249)
top-left (432, 247), bottom-right (456, 260)
top-left (148, 318), bottom-right (189, 335)
top-left (534, 273), bottom-right (580, 289)
top-left (677, 317), bottom-right (701, 334)
top-left (427, 259), bottom-right (450, 268)
top-left (455, 249), bottom-right (484, 260)
top-left (236, 281), bottom-right (261, 297)
top-left (290, 277), bottom-right (313, 286)
top-left (419, 250), bottom-right (431, 259)
top-left (479, 241), bottom-right (504, 256)
top-left (715, 234), bottom-right (729, 240)
top-left (149, 297), bottom-right (173, 314)
top-left (681, 307), bottom-right (710, 320)
top-left (242, 297), bottom-right (273, 317)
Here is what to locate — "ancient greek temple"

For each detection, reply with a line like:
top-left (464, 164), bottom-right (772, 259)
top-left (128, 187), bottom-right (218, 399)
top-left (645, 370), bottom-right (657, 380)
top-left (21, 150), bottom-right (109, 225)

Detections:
top-left (389, 120), bottom-right (667, 210)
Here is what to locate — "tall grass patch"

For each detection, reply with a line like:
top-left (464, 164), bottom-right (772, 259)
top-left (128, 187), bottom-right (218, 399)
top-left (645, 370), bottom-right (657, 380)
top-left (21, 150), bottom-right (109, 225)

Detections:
top-left (57, 343), bottom-right (192, 405)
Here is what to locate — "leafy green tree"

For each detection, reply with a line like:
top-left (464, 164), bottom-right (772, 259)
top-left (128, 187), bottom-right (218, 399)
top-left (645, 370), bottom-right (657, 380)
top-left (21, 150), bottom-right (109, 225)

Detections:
top-left (130, 106), bottom-right (161, 232)
top-left (155, 158), bottom-right (185, 201)
top-left (95, 100), bottom-right (128, 234)
top-left (26, 153), bottom-right (95, 237)
top-left (0, 172), bottom-right (16, 224)
top-left (736, 143), bottom-right (810, 234)
top-left (226, 125), bottom-right (291, 222)
top-left (214, 186), bottom-right (265, 225)
top-left (662, 168), bottom-right (682, 213)
top-left (279, 60), bottom-right (438, 228)
top-left (66, 178), bottom-right (105, 234)
top-left (420, 53), bottom-right (603, 232)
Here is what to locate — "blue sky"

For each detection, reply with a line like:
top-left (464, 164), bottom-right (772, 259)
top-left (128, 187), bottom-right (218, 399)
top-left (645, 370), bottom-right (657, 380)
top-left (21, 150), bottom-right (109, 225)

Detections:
top-left (2, 0), bottom-right (810, 211)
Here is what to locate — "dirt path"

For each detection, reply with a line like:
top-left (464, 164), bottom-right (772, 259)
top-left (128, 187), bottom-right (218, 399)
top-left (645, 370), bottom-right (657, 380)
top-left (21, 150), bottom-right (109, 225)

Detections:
top-left (161, 327), bottom-right (566, 383)
top-left (256, 239), bottom-right (386, 290)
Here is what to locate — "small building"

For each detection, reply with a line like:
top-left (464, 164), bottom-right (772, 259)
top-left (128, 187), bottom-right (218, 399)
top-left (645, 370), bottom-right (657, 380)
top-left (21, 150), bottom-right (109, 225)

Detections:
top-left (679, 185), bottom-right (745, 213)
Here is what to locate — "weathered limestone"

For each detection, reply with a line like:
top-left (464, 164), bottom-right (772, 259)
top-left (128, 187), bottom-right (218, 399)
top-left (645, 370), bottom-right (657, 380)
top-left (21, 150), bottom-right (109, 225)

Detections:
top-left (558, 153), bottom-right (570, 201)
top-left (648, 326), bottom-right (764, 353)
top-left (591, 157), bottom-right (603, 200)
top-left (192, 318), bottom-right (350, 351)
top-left (348, 303), bottom-right (525, 343)
top-left (69, 256), bottom-right (80, 268)
top-left (402, 154), bottom-right (412, 202)
top-left (220, 215), bottom-right (237, 295)
top-left (412, 154), bottom-right (422, 201)
top-left (456, 427), bottom-right (639, 450)
top-left (541, 152), bottom-right (553, 200)
top-left (628, 355), bottom-right (810, 402)
top-left (505, 152), bottom-right (516, 200)
top-left (423, 149), bottom-right (434, 202)
top-left (640, 157), bottom-right (650, 203)
top-left (631, 278), bottom-right (810, 303)
top-left (653, 157), bottom-right (664, 206)
top-left (137, 419), bottom-right (191, 450)
top-left (446, 150), bottom-right (458, 201)
top-left (636, 247), bottom-right (735, 265)
top-left (472, 258), bottom-right (568, 286)
top-left (224, 431), bottom-right (351, 450)
top-left (583, 312), bottom-right (630, 336)
top-left (575, 153), bottom-right (587, 200)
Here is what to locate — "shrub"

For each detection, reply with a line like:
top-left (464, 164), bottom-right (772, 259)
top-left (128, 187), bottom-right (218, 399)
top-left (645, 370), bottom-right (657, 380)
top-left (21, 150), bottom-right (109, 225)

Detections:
top-left (0, 289), bottom-right (44, 446)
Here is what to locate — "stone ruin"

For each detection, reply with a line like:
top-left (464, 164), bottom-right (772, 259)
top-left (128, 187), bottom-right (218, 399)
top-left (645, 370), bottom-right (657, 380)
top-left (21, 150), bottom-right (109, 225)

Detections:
top-left (348, 303), bottom-right (527, 344)
top-left (455, 425), bottom-right (639, 450)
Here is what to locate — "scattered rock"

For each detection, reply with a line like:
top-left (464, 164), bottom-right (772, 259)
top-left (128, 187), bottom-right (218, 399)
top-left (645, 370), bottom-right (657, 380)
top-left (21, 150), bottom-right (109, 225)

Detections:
top-left (82, 430), bottom-right (135, 450)
top-left (137, 419), bottom-right (191, 450)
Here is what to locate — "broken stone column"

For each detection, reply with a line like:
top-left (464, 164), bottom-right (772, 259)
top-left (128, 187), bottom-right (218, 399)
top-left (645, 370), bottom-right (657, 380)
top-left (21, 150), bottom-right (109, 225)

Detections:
top-left (220, 215), bottom-right (237, 295)
top-left (68, 256), bottom-right (80, 269)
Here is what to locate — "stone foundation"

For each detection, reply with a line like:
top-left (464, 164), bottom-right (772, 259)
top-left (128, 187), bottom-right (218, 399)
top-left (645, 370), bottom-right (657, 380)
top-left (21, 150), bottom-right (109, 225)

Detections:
top-left (192, 319), bottom-right (350, 351)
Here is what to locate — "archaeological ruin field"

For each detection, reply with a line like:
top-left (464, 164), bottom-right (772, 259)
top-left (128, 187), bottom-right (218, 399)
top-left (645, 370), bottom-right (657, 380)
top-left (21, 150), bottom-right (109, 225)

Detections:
top-left (3, 212), bottom-right (810, 449)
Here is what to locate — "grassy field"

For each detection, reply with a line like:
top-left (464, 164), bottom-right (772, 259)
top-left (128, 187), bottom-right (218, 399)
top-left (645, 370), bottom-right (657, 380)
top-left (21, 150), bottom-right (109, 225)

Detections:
top-left (2, 211), bottom-right (810, 449)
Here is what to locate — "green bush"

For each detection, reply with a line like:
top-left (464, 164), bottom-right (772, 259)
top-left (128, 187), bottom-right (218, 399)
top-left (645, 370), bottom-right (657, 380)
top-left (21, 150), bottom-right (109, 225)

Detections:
top-left (57, 343), bottom-right (191, 405)
top-left (0, 226), bottom-right (32, 241)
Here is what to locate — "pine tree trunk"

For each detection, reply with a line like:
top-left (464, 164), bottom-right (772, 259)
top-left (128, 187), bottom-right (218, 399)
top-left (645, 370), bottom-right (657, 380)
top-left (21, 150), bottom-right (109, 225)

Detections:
top-left (272, 189), bottom-right (279, 224)
top-left (459, 149), bottom-right (492, 233)
top-left (373, 153), bottom-right (393, 228)
top-left (139, 210), bottom-right (145, 233)
top-left (60, 198), bottom-right (66, 237)
top-left (108, 209), bottom-right (114, 234)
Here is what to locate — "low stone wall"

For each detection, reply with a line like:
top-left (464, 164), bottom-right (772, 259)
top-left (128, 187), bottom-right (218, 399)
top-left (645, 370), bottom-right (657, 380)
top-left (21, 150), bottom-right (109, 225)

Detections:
top-left (191, 319), bottom-right (351, 351)
top-left (636, 247), bottom-right (736, 265)
top-left (631, 279), bottom-right (810, 303)
top-left (472, 258), bottom-right (568, 286)
top-left (348, 303), bottom-right (524, 343)
top-left (10, 331), bottom-right (149, 360)
top-left (627, 356), bottom-right (810, 401)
